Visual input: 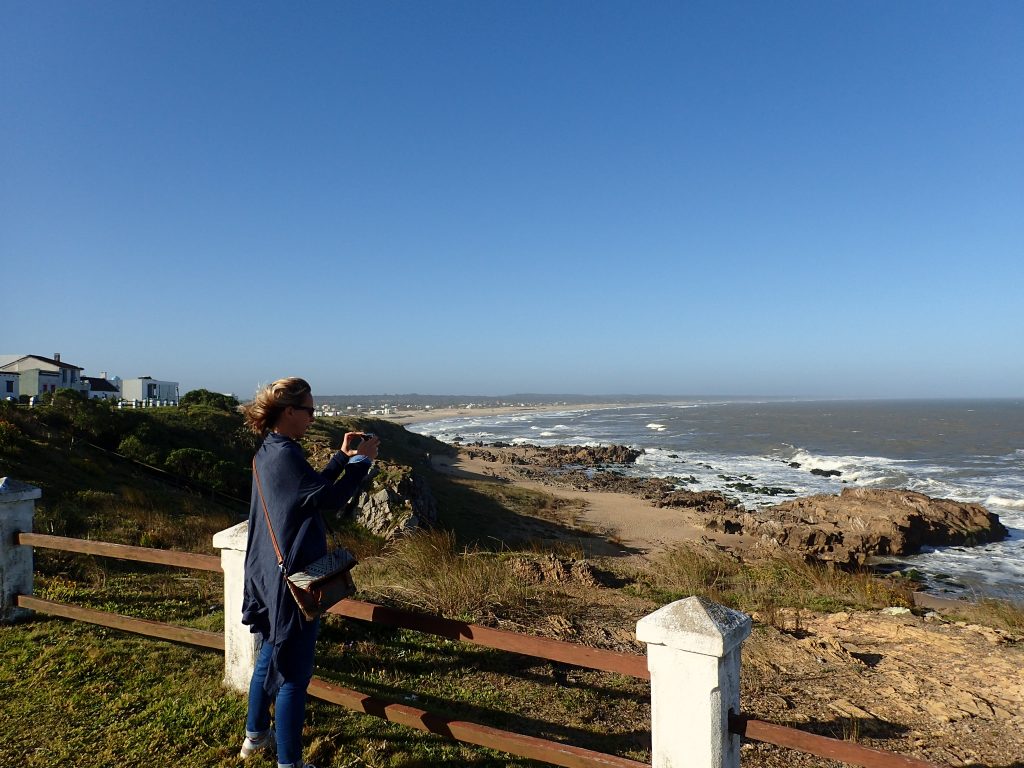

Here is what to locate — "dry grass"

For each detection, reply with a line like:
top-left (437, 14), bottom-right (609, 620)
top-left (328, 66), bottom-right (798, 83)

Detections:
top-left (634, 542), bottom-right (917, 623)
top-left (354, 529), bottom-right (537, 622)
top-left (941, 597), bottom-right (1024, 634)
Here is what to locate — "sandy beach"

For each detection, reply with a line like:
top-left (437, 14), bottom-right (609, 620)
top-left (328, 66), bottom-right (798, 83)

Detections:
top-left (379, 404), bottom-right (711, 555)
top-left (378, 402), bottom-right (624, 427)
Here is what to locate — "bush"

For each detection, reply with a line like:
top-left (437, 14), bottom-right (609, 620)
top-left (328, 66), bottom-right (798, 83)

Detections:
top-left (165, 448), bottom-right (240, 492)
top-left (179, 388), bottom-right (239, 412)
top-left (118, 435), bottom-right (160, 465)
top-left (0, 418), bottom-right (22, 450)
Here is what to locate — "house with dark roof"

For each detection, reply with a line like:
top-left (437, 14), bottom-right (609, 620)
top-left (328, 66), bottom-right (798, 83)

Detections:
top-left (82, 375), bottom-right (121, 400)
top-left (0, 354), bottom-right (86, 396)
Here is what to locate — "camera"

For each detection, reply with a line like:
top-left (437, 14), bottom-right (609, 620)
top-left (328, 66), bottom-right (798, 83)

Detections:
top-left (349, 432), bottom-right (375, 449)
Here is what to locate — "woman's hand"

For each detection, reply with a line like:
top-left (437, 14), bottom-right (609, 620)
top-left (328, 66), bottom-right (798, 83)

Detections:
top-left (340, 432), bottom-right (363, 457)
top-left (341, 432), bottom-right (381, 460)
top-left (356, 434), bottom-right (380, 460)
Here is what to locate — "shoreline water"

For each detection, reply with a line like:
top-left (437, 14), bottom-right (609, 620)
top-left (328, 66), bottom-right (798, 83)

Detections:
top-left (385, 400), bottom-right (1024, 604)
top-left (379, 402), bottom-right (626, 427)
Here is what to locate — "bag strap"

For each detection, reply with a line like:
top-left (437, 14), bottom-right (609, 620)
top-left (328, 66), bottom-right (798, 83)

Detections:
top-left (252, 458), bottom-right (288, 575)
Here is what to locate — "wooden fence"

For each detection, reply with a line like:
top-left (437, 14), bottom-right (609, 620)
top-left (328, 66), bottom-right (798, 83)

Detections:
top-left (0, 481), bottom-right (945, 768)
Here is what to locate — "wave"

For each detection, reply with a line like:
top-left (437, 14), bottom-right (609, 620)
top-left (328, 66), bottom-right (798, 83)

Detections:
top-left (646, 423), bottom-right (667, 431)
top-left (985, 495), bottom-right (1024, 510)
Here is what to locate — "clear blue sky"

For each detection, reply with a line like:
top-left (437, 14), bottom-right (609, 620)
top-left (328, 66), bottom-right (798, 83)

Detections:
top-left (3, 1), bottom-right (1022, 398)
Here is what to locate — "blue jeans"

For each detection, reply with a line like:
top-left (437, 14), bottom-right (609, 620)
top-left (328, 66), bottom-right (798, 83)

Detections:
top-left (245, 619), bottom-right (319, 766)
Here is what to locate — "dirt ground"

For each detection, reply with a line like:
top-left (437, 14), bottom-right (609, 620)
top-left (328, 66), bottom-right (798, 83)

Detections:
top-left (437, 446), bottom-right (1024, 768)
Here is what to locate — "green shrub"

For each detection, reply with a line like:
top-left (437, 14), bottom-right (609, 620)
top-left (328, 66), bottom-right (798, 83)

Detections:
top-left (0, 418), bottom-right (22, 450)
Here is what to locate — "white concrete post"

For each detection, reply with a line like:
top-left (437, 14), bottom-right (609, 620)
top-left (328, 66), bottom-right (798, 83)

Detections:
top-left (213, 520), bottom-right (259, 692)
top-left (636, 596), bottom-right (752, 768)
top-left (0, 478), bottom-right (41, 623)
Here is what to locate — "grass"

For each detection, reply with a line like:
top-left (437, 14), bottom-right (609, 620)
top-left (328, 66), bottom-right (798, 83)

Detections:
top-left (633, 541), bottom-right (918, 622)
top-left (0, 619), bottom-right (244, 767)
top-left (3, 569), bottom-right (650, 768)
top-left (355, 530), bottom-right (537, 621)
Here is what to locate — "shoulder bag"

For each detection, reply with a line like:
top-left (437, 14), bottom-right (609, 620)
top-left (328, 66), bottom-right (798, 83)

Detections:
top-left (253, 459), bottom-right (358, 621)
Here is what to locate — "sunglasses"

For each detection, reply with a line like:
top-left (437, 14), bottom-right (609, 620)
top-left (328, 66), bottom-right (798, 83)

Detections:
top-left (292, 406), bottom-right (315, 416)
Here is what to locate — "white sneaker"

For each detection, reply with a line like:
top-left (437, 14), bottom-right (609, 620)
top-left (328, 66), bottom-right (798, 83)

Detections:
top-left (239, 727), bottom-right (275, 758)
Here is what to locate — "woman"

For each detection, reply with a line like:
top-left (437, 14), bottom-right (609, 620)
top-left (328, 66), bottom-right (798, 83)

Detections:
top-left (237, 377), bottom-right (379, 768)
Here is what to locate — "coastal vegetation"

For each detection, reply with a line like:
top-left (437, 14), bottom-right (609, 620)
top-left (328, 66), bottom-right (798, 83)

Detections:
top-left (1, 396), bottom-right (1021, 766)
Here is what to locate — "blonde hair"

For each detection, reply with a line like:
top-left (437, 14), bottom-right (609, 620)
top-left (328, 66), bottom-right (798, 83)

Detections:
top-left (240, 377), bottom-right (312, 436)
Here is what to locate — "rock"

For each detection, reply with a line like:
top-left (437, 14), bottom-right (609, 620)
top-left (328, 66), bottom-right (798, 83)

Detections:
top-left (702, 488), bottom-right (1008, 566)
top-left (810, 468), bottom-right (842, 477)
top-left (881, 607), bottom-right (912, 616)
top-left (466, 443), bottom-right (642, 468)
top-left (349, 467), bottom-right (438, 538)
top-left (506, 554), bottom-right (599, 586)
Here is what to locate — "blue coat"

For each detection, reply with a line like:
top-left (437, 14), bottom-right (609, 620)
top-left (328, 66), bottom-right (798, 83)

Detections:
top-left (241, 432), bottom-right (370, 693)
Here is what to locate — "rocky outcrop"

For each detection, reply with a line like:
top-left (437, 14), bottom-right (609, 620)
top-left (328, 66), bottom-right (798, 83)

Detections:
top-left (465, 443), bottom-right (642, 467)
top-left (349, 467), bottom-right (438, 538)
top-left (702, 488), bottom-right (1008, 566)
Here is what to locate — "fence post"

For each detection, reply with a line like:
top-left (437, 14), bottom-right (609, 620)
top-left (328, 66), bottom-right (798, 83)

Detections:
top-left (636, 596), bottom-right (752, 768)
top-left (0, 478), bottom-right (41, 623)
top-left (213, 520), bottom-right (258, 693)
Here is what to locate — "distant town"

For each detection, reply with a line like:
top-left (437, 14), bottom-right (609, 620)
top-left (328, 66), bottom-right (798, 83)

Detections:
top-left (0, 352), bottom-right (639, 414)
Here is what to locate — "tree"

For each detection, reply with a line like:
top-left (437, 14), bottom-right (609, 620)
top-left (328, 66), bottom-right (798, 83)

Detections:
top-left (165, 447), bottom-right (239, 492)
top-left (179, 389), bottom-right (240, 412)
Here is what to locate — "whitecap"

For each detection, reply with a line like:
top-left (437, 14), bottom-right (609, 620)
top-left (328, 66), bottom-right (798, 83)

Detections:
top-left (985, 495), bottom-right (1024, 510)
top-left (646, 423), bottom-right (666, 430)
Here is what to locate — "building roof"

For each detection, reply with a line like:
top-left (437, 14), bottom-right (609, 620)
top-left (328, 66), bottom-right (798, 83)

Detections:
top-left (0, 354), bottom-right (83, 371)
top-left (82, 376), bottom-right (120, 393)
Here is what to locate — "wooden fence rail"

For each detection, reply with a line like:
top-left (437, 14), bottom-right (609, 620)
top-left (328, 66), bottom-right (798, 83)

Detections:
top-left (16, 531), bottom-right (222, 572)
top-left (308, 678), bottom-right (649, 768)
top-left (330, 599), bottom-right (650, 680)
top-left (16, 594), bottom-right (224, 650)
top-left (1, 488), bottom-right (948, 768)
top-left (729, 715), bottom-right (943, 768)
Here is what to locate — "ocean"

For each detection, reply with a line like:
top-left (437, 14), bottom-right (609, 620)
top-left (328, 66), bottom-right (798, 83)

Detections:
top-left (410, 399), bottom-right (1024, 604)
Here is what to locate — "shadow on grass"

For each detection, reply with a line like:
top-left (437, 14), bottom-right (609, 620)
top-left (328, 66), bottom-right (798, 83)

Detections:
top-left (428, 472), bottom-right (641, 558)
top-left (316, 621), bottom-right (650, 761)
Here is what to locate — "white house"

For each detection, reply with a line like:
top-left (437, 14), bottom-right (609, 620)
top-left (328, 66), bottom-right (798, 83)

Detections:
top-left (0, 354), bottom-right (87, 396)
top-left (121, 376), bottom-right (179, 403)
top-left (0, 371), bottom-right (19, 400)
top-left (82, 374), bottom-right (121, 400)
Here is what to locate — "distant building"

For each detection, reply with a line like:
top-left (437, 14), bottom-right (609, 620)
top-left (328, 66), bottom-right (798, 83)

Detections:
top-left (121, 376), bottom-right (179, 403)
top-left (1, 370), bottom-right (19, 400)
top-left (82, 374), bottom-right (121, 400)
top-left (0, 353), bottom-right (87, 396)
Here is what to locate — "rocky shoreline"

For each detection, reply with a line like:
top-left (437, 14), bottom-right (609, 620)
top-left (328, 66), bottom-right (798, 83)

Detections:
top-left (456, 442), bottom-right (1009, 567)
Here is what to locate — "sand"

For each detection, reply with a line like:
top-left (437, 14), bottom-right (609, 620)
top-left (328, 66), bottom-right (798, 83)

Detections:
top-left (427, 440), bottom-right (754, 556)
top-left (378, 404), bottom-right (757, 555)
top-left (379, 402), bottom-right (621, 427)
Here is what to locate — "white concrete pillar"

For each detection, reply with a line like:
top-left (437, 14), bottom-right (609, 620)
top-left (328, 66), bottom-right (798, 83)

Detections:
top-left (0, 478), bottom-right (41, 623)
top-left (636, 596), bottom-right (752, 768)
top-left (213, 520), bottom-right (258, 692)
